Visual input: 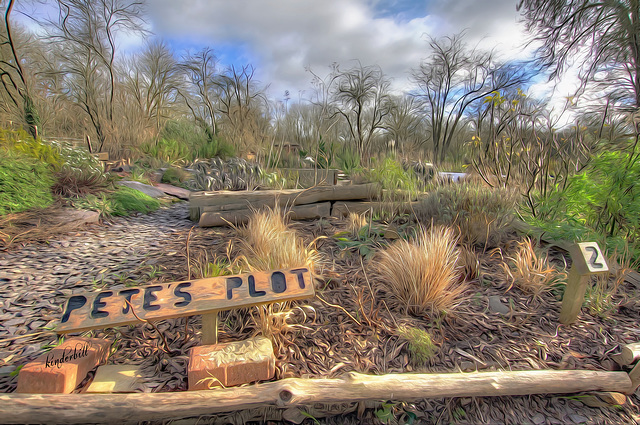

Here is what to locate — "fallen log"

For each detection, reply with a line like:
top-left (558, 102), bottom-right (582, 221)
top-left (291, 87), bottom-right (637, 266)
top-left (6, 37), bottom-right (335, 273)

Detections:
top-left (0, 370), bottom-right (632, 424)
top-left (630, 362), bottom-right (640, 393)
top-left (331, 201), bottom-right (420, 218)
top-left (612, 342), bottom-right (640, 366)
top-left (190, 183), bottom-right (380, 208)
top-left (199, 202), bottom-right (331, 227)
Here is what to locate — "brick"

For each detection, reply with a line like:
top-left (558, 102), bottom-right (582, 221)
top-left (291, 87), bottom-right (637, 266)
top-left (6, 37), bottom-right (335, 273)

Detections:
top-left (188, 336), bottom-right (275, 390)
top-left (17, 337), bottom-right (111, 394)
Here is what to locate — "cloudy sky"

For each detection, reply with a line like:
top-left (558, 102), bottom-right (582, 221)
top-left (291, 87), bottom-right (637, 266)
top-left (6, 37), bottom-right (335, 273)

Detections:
top-left (140, 0), bottom-right (563, 102)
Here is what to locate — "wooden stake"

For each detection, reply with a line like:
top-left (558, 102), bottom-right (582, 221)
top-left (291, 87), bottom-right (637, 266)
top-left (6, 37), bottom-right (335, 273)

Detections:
top-left (559, 268), bottom-right (590, 325)
top-left (0, 370), bottom-right (631, 424)
top-left (560, 242), bottom-right (609, 325)
top-left (201, 312), bottom-right (218, 345)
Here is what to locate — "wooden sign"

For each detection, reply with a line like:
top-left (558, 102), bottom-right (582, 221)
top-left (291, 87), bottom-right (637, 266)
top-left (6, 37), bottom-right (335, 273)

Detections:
top-left (569, 242), bottom-right (609, 275)
top-left (560, 242), bottom-right (609, 325)
top-left (56, 268), bottom-right (313, 334)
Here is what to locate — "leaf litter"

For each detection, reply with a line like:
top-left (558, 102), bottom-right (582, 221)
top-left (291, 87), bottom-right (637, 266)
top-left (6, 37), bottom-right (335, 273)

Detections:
top-left (0, 202), bottom-right (638, 424)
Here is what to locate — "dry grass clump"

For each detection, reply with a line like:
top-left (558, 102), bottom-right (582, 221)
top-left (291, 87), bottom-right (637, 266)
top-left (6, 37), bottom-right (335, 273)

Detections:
top-left (502, 238), bottom-right (560, 296)
top-left (415, 183), bottom-right (519, 249)
top-left (236, 206), bottom-right (323, 275)
top-left (345, 212), bottom-right (369, 238)
top-left (235, 206), bottom-right (323, 348)
top-left (375, 226), bottom-right (466, 316)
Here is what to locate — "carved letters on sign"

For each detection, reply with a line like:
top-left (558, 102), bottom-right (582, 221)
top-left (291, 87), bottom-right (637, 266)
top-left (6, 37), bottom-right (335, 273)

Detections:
top-left (56, 268), bottom-right (313, 333)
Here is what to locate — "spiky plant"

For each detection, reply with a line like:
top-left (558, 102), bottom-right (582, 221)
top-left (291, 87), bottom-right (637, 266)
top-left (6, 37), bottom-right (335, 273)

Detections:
top-left (236, 205), bottom-right (322, 275)
top-left (396, 325), bottom-right (437, 365)
top-left (235, 206), bottom-right (322, 350)
top-left (345, 212), bottom-right (368, 238)
top-left (502, 238), bottom-right (560, 296)
top-left (375, 226), bottom-right (466, 316)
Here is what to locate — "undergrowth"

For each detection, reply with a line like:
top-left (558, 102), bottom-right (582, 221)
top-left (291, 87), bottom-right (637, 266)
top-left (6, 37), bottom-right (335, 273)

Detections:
top-left (72, 186), bottom-right (161, 218)
top-left (522, 149), bottom-right (640, 265)
top-left (396, 325), bottom-right (437, 365)
top-left (0, 150), bottom-right (55, 215)
top-left (416, 183), bottom-right (519, 249)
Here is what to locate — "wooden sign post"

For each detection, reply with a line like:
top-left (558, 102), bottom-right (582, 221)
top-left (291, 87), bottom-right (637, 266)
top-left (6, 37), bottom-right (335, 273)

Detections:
top-left (56, 268), bottom-right (314, 334)
top-left (559, 242), bottom-right (609, 325)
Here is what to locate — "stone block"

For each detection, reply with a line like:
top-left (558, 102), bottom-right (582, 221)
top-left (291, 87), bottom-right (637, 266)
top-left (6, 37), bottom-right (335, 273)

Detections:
top-left (188, 336), bottom-right (275, 390)
top-left (17, 337), bottom-right (111, 394)
top-left (86, 365), bottom-right (142, 393)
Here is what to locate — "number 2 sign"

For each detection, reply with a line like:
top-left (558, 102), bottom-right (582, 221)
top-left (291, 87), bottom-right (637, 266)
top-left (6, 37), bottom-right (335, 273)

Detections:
top-left (560, 242), bottom-right (609, 325)
top-left (571, 242), bottom-right (609, 275)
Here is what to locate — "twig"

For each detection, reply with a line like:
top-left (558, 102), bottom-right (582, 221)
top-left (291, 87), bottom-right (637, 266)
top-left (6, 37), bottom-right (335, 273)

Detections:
top-left (316, 294), bottom-right (362, 326)
top-left (186, 226), bottom-right (195, 280)
top-left (123, 299), bottom-right (172, 354)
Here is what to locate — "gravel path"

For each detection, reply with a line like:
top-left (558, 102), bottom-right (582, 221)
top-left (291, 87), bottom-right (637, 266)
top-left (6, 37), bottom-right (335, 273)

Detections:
top-left (0, 203), bottom-right (216, 390)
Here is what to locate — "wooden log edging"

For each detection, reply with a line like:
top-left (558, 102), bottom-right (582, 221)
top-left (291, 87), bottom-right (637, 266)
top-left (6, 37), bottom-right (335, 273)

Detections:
top-left (199, 202), bottom-right (331, 227)
top-left (0, 370), bottom-right (632, 424)
top-left (612, 342), bottom-right (640, 366)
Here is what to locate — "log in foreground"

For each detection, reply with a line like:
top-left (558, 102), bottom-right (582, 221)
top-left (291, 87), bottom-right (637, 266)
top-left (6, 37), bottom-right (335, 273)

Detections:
top-left (199, 202), bottom-right (331, 227)
top-left (0, 370), bottom-right (632, 424)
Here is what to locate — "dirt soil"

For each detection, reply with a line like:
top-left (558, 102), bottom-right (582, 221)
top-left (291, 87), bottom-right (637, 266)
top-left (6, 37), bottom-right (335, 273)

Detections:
top-left (0, 202), bottom-right (639, 424)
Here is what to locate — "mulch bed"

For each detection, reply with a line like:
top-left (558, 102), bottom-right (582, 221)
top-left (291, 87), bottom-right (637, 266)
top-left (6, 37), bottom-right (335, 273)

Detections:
top-left (1, 205), bottom-right (639, 424)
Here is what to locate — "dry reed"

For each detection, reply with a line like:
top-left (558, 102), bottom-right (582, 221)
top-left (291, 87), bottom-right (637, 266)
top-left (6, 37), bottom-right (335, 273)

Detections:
top-left (502, 238), bottom-right (559, 296)
top-left (375, 226), bottom-right (466, 316)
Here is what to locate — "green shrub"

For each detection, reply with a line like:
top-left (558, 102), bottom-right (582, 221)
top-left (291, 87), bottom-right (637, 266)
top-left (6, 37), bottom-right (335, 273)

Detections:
top-left (161, 120), bottom-right (208, 147)
top-left (0, 150), bottom-right (54, 215)
top-left (161, 167), bottom-right (192, 186)
top-left (193, 137), bottom-right (236, 159)
top-left (396, 325), bottom-right (437, 365)
top-left (416, 183), bottom-right (519, 248)
top-left (110, 186), bottom-right (161, 216)
top-left (364, 157), bottom-right (420, 198)
top-left (73, 186), bottom-right (160, 218)
top-left (140, 138), bottom-right (190, 164)
top-left (523, 149), bottom-right (640, 263)
top-left (0, 128), bottom-right (62, 169)
top-left (336, 146), bottom-right (362, 174)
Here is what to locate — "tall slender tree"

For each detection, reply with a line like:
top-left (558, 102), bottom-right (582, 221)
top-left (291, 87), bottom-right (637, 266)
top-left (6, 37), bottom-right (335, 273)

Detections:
top-left (518, 0), bottom-right (640, 111)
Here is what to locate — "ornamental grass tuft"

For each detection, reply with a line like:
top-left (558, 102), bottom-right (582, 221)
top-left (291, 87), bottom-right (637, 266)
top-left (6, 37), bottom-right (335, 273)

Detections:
top-left (375, 226), bottom-right (466, 316)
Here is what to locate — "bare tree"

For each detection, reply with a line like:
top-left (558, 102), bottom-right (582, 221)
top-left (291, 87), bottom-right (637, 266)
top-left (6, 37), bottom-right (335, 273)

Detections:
top-left (178, 47), bottom-right (220, 140)
top-left (331, 62), bottom-right (393, 162)
top-left (519, 0), bottom-right (640, 111)
top-left (384, 94), bottom-right (427, 157)
top-left (124, 40), bottom-right (180, 141)
top-left (45, 0), bottom-right (145, 152)
top-left (411, 33), bottom-right (527, 164)
top-left (214, 64), bottom-right (270, 155)
top-left (0, 0), bottom-right (39, 136)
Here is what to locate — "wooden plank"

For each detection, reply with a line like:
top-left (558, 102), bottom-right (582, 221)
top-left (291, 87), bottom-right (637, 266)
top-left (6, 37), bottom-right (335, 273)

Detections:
top-left (0, 370), bottom-right (632, 424)
top-left (56, 268), bottom-right (314, 334)
top-left (94, 152), bottom-right (109, 161)
top-left (199, 202), bottom-right (331, 227)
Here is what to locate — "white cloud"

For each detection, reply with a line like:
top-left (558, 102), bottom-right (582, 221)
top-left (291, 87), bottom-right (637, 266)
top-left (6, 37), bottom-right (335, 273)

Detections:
top-left (141, 0), bottom-right (566, 106)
